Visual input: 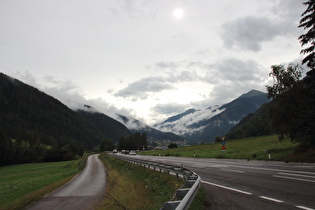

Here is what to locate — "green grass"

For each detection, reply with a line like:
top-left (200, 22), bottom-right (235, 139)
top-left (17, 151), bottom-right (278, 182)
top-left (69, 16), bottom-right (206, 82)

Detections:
top-left (98, 153), bottom-right (184, 210)
top-left (140, 135), bottom-right (315, 162)
top-left (0, 159), bottom-right (80, 210)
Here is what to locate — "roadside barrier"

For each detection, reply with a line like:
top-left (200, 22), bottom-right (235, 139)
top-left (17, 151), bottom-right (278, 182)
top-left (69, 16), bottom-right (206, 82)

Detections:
top-left (112, 154), bottom-right (200, 210)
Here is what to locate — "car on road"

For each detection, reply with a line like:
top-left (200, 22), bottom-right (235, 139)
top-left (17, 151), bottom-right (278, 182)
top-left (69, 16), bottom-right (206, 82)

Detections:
top-left (129, 150), bottom-right (136, 155)
top-left (113, 149), bottom-right (117, 153)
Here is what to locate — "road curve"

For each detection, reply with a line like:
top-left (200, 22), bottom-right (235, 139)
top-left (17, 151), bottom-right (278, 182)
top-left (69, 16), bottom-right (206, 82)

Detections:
top-left (26, 154), bottom-right (106, 210)
top-left (121, 154), bottom-right (315, 210)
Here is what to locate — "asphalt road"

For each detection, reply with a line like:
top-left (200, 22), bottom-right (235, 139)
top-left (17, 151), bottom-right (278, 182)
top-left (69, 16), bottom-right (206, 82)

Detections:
top-left (125, 154), bottom-right (315, 210)
top-left (26, 154), bottom-right (106, 210)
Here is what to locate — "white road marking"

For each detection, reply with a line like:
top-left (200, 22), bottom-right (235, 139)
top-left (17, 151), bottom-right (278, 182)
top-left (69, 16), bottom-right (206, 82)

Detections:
top-left (273, 175), bottom-right (315, 183)
top-left (296, 206), bottom-right (315, 210)
top-left (278, 172), bottom-right (315, 179)
top-left (201, 180), bottom-right (252, 195)
top-left (221, 168), bottom-right (245, 173)
top-left (259, 196), bottom-right (283, 203)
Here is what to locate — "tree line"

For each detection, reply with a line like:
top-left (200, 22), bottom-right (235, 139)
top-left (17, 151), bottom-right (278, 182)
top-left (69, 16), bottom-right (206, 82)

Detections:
top-left (0, 126), bottom-right (84, 166)
top-left (117, 132), bottom-right (147, 151)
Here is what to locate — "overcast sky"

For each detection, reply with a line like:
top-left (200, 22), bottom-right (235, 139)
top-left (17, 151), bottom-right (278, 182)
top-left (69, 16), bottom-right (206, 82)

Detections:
top-left (0, 0), bottom-right (307, 125)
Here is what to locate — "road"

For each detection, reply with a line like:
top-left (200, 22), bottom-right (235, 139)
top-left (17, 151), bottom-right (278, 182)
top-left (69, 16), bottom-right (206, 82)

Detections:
top-left (123, 154), bottom-right (315, 210)
top-left (26, 154), bottom-right (106, 210)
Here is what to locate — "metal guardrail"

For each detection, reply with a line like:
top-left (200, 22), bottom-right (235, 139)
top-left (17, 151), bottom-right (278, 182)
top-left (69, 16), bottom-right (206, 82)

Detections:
top-left (112, 154), bottom-right (200, 210)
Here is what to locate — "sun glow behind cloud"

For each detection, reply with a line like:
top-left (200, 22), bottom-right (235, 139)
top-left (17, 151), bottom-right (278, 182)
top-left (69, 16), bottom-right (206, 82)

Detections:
top-left (173, 8), bottom-right (184, 19)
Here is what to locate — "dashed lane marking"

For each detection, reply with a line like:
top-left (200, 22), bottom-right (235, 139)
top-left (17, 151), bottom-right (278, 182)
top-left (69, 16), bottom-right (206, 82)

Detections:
top-left (201, 180), bottom-right (252, 195)
top-left (273, 175), bottom-right (315, 183)
top-left (221, 168), bottom-right (245, 173)
top-left (296, 206), bottom-right (315, 210)
top-left (259, 196), bottom-right (283, 203)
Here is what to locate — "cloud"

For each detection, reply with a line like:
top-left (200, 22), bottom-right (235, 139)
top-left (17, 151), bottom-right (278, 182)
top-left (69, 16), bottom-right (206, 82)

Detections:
top-left (221, 15), bottom-right (295, 51)
top-left (215, 58), bottom-right (265, 81)
top-left (114, 76), bottom-right (174, 100)
top-left (154, 106), bottom-right (225, 135)
top-left (151, 103), bottom-right (188, 115)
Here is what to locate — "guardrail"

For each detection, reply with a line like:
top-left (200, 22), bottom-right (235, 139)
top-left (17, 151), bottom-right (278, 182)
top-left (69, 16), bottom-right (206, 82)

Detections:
top-left (112, 154), bottom-right (200, 210)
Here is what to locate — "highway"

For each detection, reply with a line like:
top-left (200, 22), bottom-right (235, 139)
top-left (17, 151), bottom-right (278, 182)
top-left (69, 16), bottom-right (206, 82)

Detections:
top-left (26, 154), bottom-right (106, 210)
top-left (125, 154), bottom-right (315, 210)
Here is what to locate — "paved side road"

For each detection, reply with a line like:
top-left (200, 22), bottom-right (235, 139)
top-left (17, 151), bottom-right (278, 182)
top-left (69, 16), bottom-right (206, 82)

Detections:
top-left (26, 154), bottom-right (106, 210)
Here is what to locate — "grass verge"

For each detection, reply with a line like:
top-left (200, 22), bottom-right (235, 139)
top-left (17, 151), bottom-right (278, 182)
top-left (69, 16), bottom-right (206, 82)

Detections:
top-left (0, 159), bottom-right (82, 210)
top-left (98, 153), bottom-right (184, 210)
top-left (140, 135), bottom-right (315, 163)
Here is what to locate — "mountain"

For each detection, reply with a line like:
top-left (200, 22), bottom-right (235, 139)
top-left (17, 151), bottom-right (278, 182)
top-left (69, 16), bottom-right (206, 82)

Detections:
top-left (115, 114), bottom-right (185, 142)
top-left (154, 90), bottom-right (269, 143)
top-left (76, 109), bottom-right (131, 142)
top-left (0, 73), bottom-right (130, 149)
top-left (226, 104), bottom-right (273, 139)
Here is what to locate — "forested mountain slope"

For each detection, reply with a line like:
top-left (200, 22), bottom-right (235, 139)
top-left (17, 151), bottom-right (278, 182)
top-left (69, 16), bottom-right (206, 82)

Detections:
top-left (0, 73), bottom-right (104, 148)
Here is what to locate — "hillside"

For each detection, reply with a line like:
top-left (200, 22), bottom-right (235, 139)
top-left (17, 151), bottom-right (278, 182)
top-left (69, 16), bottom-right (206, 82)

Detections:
top-left (0, 73), bottom-right (131, 152)
top-left (76, 110), bottom-right (131, 142)
top-left (0, 73), bottom-right (102, 149)
top-left (226, 104), bottom-right (273, 139)
top-left (154, 90), bottom-right (269, 143)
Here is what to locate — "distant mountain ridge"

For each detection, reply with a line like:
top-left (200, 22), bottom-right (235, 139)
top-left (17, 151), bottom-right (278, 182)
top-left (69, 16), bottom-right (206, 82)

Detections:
top-left (154, 90), bottom-right (269, 143)
top-left (115, 114), bottom-right (184, 142)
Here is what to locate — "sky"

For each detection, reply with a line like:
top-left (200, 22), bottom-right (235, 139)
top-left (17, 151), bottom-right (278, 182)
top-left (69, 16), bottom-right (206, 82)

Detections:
top-left (0, 0), bottom-right (308, 125)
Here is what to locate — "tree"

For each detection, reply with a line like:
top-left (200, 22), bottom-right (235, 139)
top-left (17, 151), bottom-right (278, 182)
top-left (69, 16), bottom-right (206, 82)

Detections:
top-left (168, 143), bottom-right (178, 149)
top-left (266, 64), bottom-right (315, 146)
top-left (100, 137), bottom-right (114, 152)
top-left (298, 0), bottom-right (315, 70)
top-left (266, 64), bottom-right (302, 99)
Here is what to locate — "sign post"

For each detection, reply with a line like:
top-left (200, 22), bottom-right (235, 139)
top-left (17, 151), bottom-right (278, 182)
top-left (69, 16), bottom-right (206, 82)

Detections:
top-left (221, 137), bottom-right (226, 151)
top-left (221, 145), bottom-right (226, 152)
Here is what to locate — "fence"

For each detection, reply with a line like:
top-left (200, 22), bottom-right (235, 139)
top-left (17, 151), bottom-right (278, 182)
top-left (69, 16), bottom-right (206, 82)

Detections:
top-left (113, 154), bottom-right (200, 210)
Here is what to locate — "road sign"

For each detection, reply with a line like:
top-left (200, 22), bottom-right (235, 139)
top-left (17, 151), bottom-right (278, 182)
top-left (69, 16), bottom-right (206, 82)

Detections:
top-left (222, 145), bottom-right (226, 151)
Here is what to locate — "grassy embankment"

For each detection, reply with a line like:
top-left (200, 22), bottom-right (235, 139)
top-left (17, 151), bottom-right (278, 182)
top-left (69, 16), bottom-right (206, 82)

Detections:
top-left (0, 155), bottom-right (88, 210)
top-left (98, 153), bottom-right (186, 210)
top-left (140, 135), bottom-right (315, 163)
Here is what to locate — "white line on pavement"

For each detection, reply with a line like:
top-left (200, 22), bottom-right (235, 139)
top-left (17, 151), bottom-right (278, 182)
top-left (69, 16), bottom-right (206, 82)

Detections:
top-left (278, 172), bottom-right (315, 179)
top-left (221, 168), bottom-right (245, 173)
top-left (296, 206), bottom-right (315, 210)
top-left (273, 175), bottom-right (315, 183)
top-left (201, 180), bottom-right (252, 195)
top-left (259, 196), bottom-right (283, 203)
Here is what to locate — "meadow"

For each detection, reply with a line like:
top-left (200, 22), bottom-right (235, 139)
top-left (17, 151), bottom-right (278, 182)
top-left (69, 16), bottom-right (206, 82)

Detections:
top-left (140, 135), bottom-right (315, 163)
top-left (0, 159), bottom-right (80, 210)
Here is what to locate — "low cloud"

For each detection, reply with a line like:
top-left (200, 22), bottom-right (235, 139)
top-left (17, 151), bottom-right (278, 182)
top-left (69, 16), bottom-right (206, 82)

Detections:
top-left (151, 103), bottom-right (188, 115)
top-left (114, 76), bottom-right (174, 100)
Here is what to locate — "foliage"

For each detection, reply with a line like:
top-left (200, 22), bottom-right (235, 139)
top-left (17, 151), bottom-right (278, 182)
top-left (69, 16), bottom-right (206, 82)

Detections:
top-left (266, 64), bottom-right (315, 147)
top-left (0, 159), bottom-right (79, 209)
top-left (0, 127), bottom-right (84, 165)
top-left (168, 143), bottom-right (178, 149)
top-left (298, 0), bottom-right (315, 70)
top-left (266, 64), bottom-right (302, 99)
top-left (117, 132), bottom-right (147, 151)
top-left (99, 137), bottom-right (115, 152)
